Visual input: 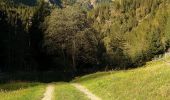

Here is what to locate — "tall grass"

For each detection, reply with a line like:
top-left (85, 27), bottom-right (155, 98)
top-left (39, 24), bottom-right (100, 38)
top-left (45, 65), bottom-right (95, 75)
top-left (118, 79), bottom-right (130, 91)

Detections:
top-left (0, 82), bottom-right (45, 100)
top-left (53, 82), bottom-right (89, 100)
top-left (73, 58), bottom-right (170, 100)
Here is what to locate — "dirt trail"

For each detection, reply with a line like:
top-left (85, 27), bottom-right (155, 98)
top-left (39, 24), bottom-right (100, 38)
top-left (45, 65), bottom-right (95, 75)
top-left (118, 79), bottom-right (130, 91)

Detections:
top-left (72, 83), bottom-right (101, 100)
top-left (42, 85), bottom-right (54, 100)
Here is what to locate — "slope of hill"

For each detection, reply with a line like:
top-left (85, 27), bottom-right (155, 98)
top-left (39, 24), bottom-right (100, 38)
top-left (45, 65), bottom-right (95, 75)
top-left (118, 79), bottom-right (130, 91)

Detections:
top-left (0, 0), bottom-right (170, 99)
top-left (0, 82), bottom-right (45, 100)
top-left (1, 57), bottom-right (169, 100)
top-left (0, 0), bottom-right (170, 78)
top-left (73, 57), bottom-right (170, 100)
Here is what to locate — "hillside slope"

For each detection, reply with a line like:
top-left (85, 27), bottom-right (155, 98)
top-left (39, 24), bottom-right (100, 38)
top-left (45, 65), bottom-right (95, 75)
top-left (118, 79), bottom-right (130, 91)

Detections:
top-left (0, 0), bottom-right (170, 76)
top-left (73, 57), bottom-right (170, 100)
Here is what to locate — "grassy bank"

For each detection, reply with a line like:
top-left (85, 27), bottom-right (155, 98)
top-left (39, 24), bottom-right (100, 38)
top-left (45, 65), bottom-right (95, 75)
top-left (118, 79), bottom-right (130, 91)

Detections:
top-left (73, 58), bottom-right (170, 100)
top-left (0, 82), bottom-right (45, 100)
top-left (0, 58), bottom-right (170, 100)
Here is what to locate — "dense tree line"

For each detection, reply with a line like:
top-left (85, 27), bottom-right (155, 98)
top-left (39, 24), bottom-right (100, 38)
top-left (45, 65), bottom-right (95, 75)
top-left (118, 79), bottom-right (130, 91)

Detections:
top-left (0, 0), bottom-right (170, 76)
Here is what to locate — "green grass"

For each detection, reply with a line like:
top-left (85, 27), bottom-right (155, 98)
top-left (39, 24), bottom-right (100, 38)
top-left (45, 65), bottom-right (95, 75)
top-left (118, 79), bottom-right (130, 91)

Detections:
top-left (0, 82), bottom-right (45, 100)
top-left (1, 58), bottom-right (170, 100)
top-left (73, 58), bottom-right (170, 100)
top-left (53, 82), bottom-right (89, 100)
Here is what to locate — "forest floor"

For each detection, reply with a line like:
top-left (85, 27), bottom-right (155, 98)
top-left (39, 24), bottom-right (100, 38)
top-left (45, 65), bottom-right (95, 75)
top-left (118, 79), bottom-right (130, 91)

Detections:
top-left (0, 57), bottom-right (170, 100)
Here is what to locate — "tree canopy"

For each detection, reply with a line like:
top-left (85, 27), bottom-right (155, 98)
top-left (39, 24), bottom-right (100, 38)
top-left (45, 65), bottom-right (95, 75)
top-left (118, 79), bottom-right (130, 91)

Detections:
top-left (0, 0), bottom-right (170, 76)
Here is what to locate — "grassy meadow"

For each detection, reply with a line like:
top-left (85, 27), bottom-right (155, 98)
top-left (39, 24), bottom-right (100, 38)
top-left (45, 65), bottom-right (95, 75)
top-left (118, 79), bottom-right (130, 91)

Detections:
top-left (0, 57), bottom-right (170, 100)
top-left (73, 57), bottom-right (170, 100)
top-left (0, 82), bottom-right (45, 100)
top-left (53, 82), bottom-right (89, 100)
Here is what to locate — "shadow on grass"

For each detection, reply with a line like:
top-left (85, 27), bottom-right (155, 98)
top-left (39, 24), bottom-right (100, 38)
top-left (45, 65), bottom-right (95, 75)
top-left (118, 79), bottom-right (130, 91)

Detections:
top-left (0, 62), bottom-right (147, 85)
top-left (0, 82), bottom-right (43, 91)
top-left (73, 71), bottom-right (118, 83)
top-left (0, 71), bottom-right (74, 84)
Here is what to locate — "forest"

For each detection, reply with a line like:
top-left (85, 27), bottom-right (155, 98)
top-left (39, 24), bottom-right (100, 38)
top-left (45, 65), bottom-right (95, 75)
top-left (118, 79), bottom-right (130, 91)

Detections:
top-left (0, 0), bottom-right (170, 80)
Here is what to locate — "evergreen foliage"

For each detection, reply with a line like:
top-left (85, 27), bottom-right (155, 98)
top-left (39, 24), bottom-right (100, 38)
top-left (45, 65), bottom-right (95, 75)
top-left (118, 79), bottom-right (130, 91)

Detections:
top-left (0, 0), bottom-right (169, 75)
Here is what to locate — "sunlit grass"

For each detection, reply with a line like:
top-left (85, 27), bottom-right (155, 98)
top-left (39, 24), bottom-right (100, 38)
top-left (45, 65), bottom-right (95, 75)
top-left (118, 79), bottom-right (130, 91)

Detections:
top-left (73, 57), bottom-right (170, 100)
top-left (0, 82), bottom-right (45, 100)
top-left (53, 82), bottom-right (89, 100)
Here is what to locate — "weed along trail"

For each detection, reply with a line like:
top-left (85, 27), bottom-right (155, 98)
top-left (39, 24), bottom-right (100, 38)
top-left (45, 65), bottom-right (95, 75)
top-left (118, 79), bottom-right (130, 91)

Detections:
top-left (42, 84), bottom-right (54, 100)
top-left (72, 83), bottom-right (101, 100)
